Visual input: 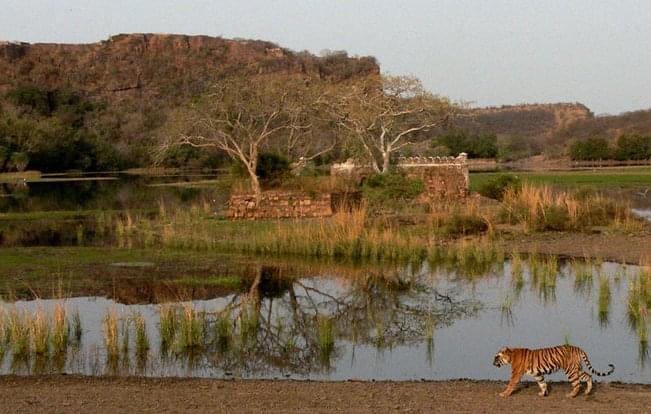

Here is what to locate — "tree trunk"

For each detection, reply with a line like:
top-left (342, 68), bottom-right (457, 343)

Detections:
top-left (249, 172), bottom-right (262, 204)
top-left (381, 150), bottom-right (391, 173)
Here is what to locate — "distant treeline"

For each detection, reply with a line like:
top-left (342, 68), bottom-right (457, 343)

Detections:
top-left (569, 135), bottom-right (651, 161)
top-left (0, 84), bottom-right (228, 173)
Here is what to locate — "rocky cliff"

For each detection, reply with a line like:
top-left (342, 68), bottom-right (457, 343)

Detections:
top-left (0, 33), bottom-right (379, 105)
top-left (0, 34), bottom-right (379, 170)
top-left (449, 103), bottom-right (594, 141)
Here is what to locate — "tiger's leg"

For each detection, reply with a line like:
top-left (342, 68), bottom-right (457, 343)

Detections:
top-left (565, 365), bottom-right (582, 398)
top-left (534, 374), bottom-right (548, 396)
top-left (580, 372), bottom-right (593, 395)
top-left (500, 370), bottom-right (523, 398)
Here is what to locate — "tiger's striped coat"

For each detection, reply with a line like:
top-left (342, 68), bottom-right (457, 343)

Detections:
top-left (492, 345), bottom-right (614, 398)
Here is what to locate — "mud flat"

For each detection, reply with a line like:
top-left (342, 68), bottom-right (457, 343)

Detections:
top-left (0, 376), bottom-right (649, 413)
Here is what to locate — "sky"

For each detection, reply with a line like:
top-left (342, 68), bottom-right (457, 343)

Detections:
top-left (1, 0), bottom-right (650, 115)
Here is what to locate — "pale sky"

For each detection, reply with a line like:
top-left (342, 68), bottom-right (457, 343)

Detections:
top-left (1, 0), bottom-right (650, 114)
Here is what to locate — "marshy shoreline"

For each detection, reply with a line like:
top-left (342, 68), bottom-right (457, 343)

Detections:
top-left (0, 375), bottom-right (649, 413)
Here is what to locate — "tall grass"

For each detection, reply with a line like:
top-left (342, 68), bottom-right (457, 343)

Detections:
top-left (530, 256), bottom-right (558, 302)
top-left (159, 305), bottom-right (178, 351)
top-left (627, 271), bottom-right (651, 330)
top-left (238, 303), bottom-right (259, 347)
top-left (501, 184), bottom-right (641, 232)
top-left (174, 304), bottom-right (205, 353)
top-left (71, 308), bottom-right (82, 345)
top-left (134, 313), bottom-right (149, 358)
top-left (8, 309), bottom-right (30, 357)
top-left (214, 312), bottom-right (232, 352)
top-left (598, 275), bottom-right (611, 327)
top-left (103, 308), bottom-right (120, 360)
top-left (30, 307), bottom-right (50, 356)
top-left (429, 239), bottom-right (503, 278)
top-left (52, 304), bottom-right (69, 355)
top-left (508, 254), bottom-right (525, 298)
top-left (317, 316), bottom-right (335, 367)
top-left (572, 259), bottom-right (594, 296)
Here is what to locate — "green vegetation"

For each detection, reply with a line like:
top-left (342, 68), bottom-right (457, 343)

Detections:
top-left (471, 169), bottom-right (651, 191)
top-left (317, 316), bottom-right (335, 366)
top-left (598, 275), bottom-right (611, 327)
top-left (500, 184), bottom-right (640, 232)
top-left (103, 309), bottom-right (120, 360)
top-left (476, 174), bottom-right (521, 200)
top-left (615, 134), bottom-right (651, 161)
top-left (432, 131), bottom-right (498, 158)
top-left (569, 137), bottom-right (611, 161)
top-left (134, 314), bottom-right (150, 359)
top-left (169, 276), bottom-right (243, 289)
top-left (568, 134), bottom-right (651, 161)
top-left (362, 171), bottom-right (425, 208)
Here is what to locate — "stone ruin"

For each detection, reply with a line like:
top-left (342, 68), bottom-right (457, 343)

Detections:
top-left (227, 154), bottom-right (468, 220)
top-left (331, 153), bottom-right (469, 200)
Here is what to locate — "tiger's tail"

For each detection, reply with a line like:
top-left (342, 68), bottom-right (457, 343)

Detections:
top-left (581, 351), bottom-right (614, 376)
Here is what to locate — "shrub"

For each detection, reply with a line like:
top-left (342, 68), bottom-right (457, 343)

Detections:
top-left (477, 174), bottom-right (521, 200)
top-left (8, 152), bottom-right (28, 171)
top-left (433, 131), bottom-right (498, 158)
top-left (0, 145), bottom-right (7, 170)
top-left (256, 152), bottom-right (291, 180)
top-left (568, 137), bottom-right (611, 160)
top-left (615, 134), bottom-right (651, 160)
top-left (362, 170), bottom-right (424, 206)
top-left (443, 212), bottom-right (489, 236)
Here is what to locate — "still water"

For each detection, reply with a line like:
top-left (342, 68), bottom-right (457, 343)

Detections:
top-left (1, 259), bottom-right (649, 383)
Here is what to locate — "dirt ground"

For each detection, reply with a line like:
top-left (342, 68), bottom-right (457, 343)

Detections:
top-left (499, 232), bottom-right (651, 265)
top-left (1, 376), bottom-right (650, 414)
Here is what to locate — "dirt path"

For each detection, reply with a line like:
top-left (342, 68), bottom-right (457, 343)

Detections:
top-left (499, 232), bottom-right (651, 265)
top-left (1, 376), bottom-right (649, 413)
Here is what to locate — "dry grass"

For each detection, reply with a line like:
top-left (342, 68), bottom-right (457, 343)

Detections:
top-left (500, 184), bottom-right (643, 232)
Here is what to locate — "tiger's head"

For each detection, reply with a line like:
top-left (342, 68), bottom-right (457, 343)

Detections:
top-left (493, 347), bottom-right (513, 367)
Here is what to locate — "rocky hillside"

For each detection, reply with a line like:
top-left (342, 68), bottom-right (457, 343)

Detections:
top-left (448, 103), bottom-right (593, 141)
top-left (0, 33), bottom-right (378, 104)
top-left (0, 34), bottom-right (378, 170)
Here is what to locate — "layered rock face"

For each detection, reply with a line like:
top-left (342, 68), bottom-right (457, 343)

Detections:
top-left (0, 33), bottom-right (379, 105)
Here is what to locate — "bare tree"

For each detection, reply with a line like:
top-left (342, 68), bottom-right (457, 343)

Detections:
top-left (324, 75), bottom-right (455, 173)
top-left (160, 76), bottom-right (326, 201)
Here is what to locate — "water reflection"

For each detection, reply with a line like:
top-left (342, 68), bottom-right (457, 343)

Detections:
top-left (1, 259), bottom-right (650, 382)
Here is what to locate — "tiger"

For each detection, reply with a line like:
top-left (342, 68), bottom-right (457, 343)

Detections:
top-left (492, 345), bottom-right (614, 398)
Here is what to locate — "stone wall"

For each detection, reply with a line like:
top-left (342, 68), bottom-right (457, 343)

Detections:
top-left (398, 154), bottom-right (469, 200)
top-left (228, 191), bottom-right (333, 220)
top-left (331, 153), bottom-right (469, 200)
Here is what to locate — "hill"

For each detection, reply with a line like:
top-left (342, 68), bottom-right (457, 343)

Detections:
top-left (0, 34), bottom-right (378, 171)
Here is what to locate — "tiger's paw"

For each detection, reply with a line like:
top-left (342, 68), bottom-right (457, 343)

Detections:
top-left (538, 390), bottom-right (549, 397)
top-left (499, 391), bottom-right (511, 398)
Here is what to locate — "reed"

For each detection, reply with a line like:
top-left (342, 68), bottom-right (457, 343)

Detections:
top-left (121, 318), bottom-right (130, 357)
top-left (71, 309), bottom-right (82, 344)
top-left (572, 259), bottom-right (594, 296)
top-left (159, 305), bottom-right (178, 351)
top-left (500, 295), bottom-right (514, 324)
top-left (627, 271), bottom-right (651, 329)
top-left (510, 254), bottom-right (524, 294)
top-left (8, 309), bottom-right (30, 357)
top-left (134, 313), bottom-right (149, 358)
top-left (501, 183), bottom-right (639, 232)
top-left (317, 316), bottom-right (335, 366)
top-left (175, 304), bottom-right (205, 352)
top-left (598, 275), bottom-right (611, 327)
top-left (30, 307), bottom-right (50, 356)
top-left (52, 304), bottom-right (69, 355)
top-left (103, 308), bottom-right (120, 360)
top-left (239, 304), bottom-right (259, 347)
top-left (529, 256), bottom-right (557, 302)
top-left (214, 312), bottom-right (232, 352)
